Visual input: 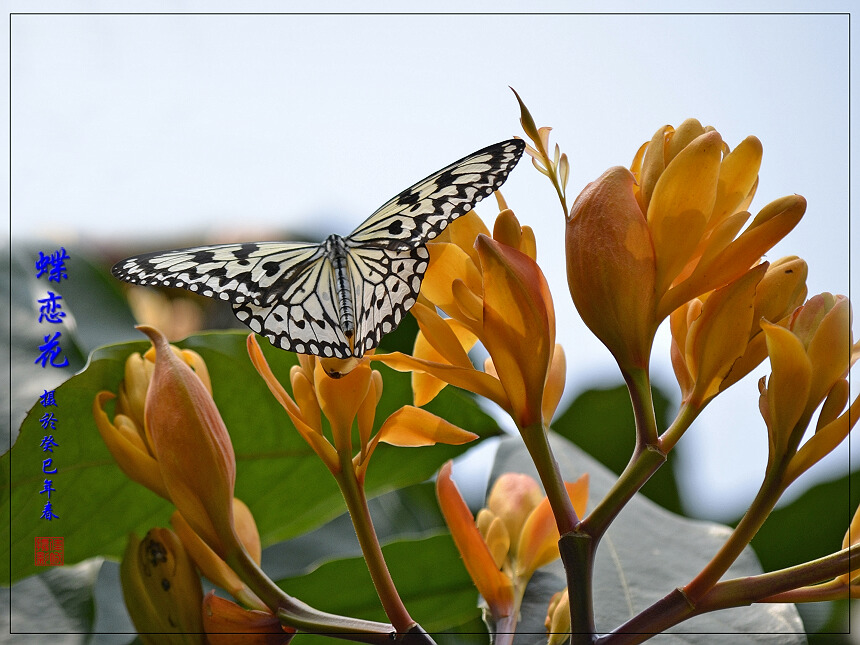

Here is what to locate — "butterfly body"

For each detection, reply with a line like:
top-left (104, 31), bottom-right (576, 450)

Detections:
top-left (113, 139), bottom-right (525, 358)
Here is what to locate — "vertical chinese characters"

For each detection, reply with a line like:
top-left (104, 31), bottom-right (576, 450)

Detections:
top-left (33, 247), bottom-right (71, 534)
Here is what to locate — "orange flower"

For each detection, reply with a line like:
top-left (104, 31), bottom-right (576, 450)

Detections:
top-left (436, 462), bottom-right (515, 622)
top-left (375, 207), bottom-right (566, 429)
top-left (566, 119), bottom-right (805, 371)
top-left (436, 463), bottom-right (588, 626)
top-left (248, 337), bottom-right (477, 478)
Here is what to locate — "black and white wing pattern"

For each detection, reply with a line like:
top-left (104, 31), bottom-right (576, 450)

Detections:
top-left (344, 139), bottom-right (526, 356)
top-left (112, 139), bottom-right (525, 359)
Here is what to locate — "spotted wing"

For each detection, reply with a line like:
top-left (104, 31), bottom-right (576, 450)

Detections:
top-left (344, 243), bottom-right (429, 356)
top-left (111, 241), bottom-right (323, 305)
top-left (346, 139), bottom-right (525, 249)
top-left (112, 241), bottom-right (351, 357)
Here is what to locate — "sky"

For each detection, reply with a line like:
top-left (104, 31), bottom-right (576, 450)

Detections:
top-left (6, 4), bottom-right (857, 521)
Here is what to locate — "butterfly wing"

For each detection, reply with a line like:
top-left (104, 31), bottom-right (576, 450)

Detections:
top-left (346, 139), bottom-right (525, 249)
top-left (112, 241), bottom-right (351, 356)
top-left (343, 139), bottom-right (525, 355)
top-left (346, 243), bottom-right (429, 356)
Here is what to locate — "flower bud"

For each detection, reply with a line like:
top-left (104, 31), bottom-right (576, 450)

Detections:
top-left (486, 473), bottom-right (543, 554)
top-left (566, 166), bottom-right (657, 371)
top-left (789, 294), bottom-right (852, 418)
top-left (138, 325), bottom-right (238, 559)
top-left (119, 528), bottom-right (204, 644)
top-left (545, 588), bottom-right (571, 645)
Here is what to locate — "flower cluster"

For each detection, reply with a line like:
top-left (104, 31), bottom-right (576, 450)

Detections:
top-left (564, 119), bottom-right (805, 374)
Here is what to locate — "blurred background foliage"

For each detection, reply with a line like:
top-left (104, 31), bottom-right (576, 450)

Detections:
top-left (3, 242), bottom-right (854, 643)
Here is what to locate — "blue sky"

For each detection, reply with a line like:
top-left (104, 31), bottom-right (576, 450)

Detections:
top-left (8, 7), bottom-right (856, 520)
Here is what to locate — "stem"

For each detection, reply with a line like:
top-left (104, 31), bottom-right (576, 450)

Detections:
top-left (684, 467), bottom-right (784, 601)
top-left (559, 532), bottom-right (596, 645)
top-left (582, 366), bottom-right (682, 541)
top-left (704, 545), bottom-right (856, 608)
top-left (596, 588), bottom-right (694, 645)
top-left (598, 546), bottom-right (858, 643)
top-left (579, 445), bottom-right (666, 541)
top-left (335, 450), bottom-right (415, 634)
top-left (623, 367), bottom-right (660, 448)
top-left (494, 613), bottom-right (519, 645)
top-left (226, 546), bottom-right (396, 643)
top-left (658, 401), bottom-right (699, 453)
top-left (520, 422), bottom-right (578, 534)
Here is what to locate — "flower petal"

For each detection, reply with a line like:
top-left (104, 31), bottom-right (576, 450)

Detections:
top-left (93, 392), bottom-right (170, 500)
top-left (203, 592), bottom-right (295, 645)
top-left (648, 130), bottom-right (723, 296)
top-left (314, 360), bottom-right (373, 454)
top-left (247, 334), bottom-right (338, 472)
top-left (661, 195), bottom-right (806, 317)
top-left (422, 242), bottom-right (483, 319)
top-left (542, 345), bottom-right (566, 425)
top-left (376, 406), bottom-right (478, 447)
top-left (436, 462), bottom-right (514, 620)
top-left (805, 295), bottom-right (852, 417)
top-left (786, 387), bottom-right (860, 483)
top-left (372, 351), bottom-right (511, 412)
top-left (687, 264), bottom-right (766, 406)
top-left (711, 135), bottom-right (762, 227)
top-left (762, 322), bottom-right (813, 457)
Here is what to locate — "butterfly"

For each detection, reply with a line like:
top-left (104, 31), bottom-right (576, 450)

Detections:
top-left (112, 139), bottom-right (525, 360)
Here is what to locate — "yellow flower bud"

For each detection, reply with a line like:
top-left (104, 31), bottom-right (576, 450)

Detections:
top-left (119, 528), bottom-right (204, 645)
top-left (545, 588), bottom-right (571, 645)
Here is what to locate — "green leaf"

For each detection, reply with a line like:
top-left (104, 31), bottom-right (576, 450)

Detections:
top-left (552, 383), bottom-right (684, 514)
top-left (2, 331), bottom-right (500, 584)
top-left (488, 433), bottom-right (805, 643)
